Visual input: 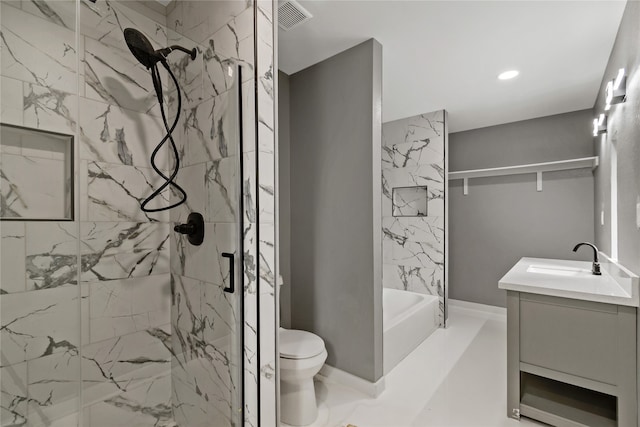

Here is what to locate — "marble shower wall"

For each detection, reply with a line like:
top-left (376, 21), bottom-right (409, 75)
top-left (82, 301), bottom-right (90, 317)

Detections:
top-left (79, 2), bottom-right (174, 425)
top-left (164, 1), bottom-right (275, 426)
top-left (255, 1), bottom-right (277, 425)
top-left (1, 1), bottom-right (174, 425)
top-left (1, 0), bottom-right (274, 425)
top-left (382, 110), bottom-right (448, 326)
top-left (1, 2), bottom-right (82, 425)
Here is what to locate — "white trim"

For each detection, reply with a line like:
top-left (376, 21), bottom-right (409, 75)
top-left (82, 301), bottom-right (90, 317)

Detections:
top-left (448, 156), bottom-right (598, 180)
top-left (316, 364), bottom-right (386, 398)
top-left (448, 299), bottom-right (506, 317)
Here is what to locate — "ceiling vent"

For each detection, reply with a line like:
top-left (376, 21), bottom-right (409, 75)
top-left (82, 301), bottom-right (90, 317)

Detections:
top-left (278, 0), bottom-right (313, 31)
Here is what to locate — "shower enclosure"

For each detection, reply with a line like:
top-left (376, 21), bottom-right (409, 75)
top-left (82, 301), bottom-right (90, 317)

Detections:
top-left (0, 0), bottom-right (277, 426)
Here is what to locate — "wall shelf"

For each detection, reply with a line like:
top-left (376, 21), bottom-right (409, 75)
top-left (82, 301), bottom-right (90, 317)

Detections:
top-left (448, 156), bottom-right (599, 195)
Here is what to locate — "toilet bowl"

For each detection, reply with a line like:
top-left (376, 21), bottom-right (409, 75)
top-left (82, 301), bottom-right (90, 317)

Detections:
top-left (279, 328), bottom-right (327, 426)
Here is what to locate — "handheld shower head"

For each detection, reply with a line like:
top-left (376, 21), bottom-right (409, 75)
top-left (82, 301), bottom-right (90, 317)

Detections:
top-left (124, 28), bottom-right (158, 69)
top-left (124, 28), bottom-right (197, 69)
top-left (122, 27), bottom-right (198, 213)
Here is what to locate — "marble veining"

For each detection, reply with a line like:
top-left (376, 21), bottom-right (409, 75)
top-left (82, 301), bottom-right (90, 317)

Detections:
top-left (79, 220), bottom-right (170, 281)
top-left (82, 325), bottom-right (172, 398)
top-left (25, 222), bottom-right (78, 291)
top-left (0, 285), bottom-right (80, 367)
top-left (83, 373), bottom-right (175, 427)
top-left (16, 0), bottom-right (76, 31)
top-left (383, 264), bottom-right (443, 297)
top-left (1, 5), bottom-right (76, 94)
top-left (84, 36), bottom-right (162, 115)
top-left (87, 275), bottom-right (171, 344)
top-left (1, 360), bottom-right (29, 426)
top-left (80, 98), bottom-right (171, 169)
top-left (180, 91), bottom-right (237, 167)
top-left (86, 161), bottom-right (169, 222)
top-left (80, 0), bottom-right (167, 55)
top-left (382, 110), bottom-right (447, 326)
top-left (254, 1), bottom-right (276, 423)
top-left (171, 331), bottom-right (237, 421)
top-left (23, 82), bottom-right (77, 134)
top-left (383, 139), bottom-right (444, 169)
top-left (167, 30), bottom-right (205, 110)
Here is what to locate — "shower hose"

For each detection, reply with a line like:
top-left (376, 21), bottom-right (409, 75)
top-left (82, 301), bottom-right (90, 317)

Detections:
top-left (140, 59), bottom-right (188, 213)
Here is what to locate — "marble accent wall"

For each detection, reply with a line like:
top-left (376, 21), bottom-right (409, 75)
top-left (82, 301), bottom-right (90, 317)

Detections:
top-left (382, 110), bottom-right (448, 326)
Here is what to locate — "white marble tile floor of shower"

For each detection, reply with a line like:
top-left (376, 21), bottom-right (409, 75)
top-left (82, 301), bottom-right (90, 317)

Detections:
top-left (296, 304), bottom-right (547, 427)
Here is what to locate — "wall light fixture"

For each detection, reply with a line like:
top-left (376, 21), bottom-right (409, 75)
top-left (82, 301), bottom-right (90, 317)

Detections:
top-left (593, 113), bottom-right (607, 137)
top-left (605, 68), bottom-right (626, 111)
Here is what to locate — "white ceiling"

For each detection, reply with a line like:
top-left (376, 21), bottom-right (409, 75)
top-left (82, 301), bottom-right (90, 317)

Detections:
top-left (278, 1), bottom-right (627, 132)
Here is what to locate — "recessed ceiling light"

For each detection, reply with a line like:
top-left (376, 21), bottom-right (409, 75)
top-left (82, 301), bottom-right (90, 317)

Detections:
top-left (498, 70), bottom-right (519, 80)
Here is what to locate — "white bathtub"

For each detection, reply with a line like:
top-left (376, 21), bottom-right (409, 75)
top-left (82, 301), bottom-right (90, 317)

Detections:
top-left (383, 288), bottom-right (439, 374)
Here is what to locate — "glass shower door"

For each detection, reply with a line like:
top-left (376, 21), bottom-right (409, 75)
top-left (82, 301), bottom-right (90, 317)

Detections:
top-left (1, 0), bottom-right (82, 425)
top-left (1, 0), bottom-right (253, 424)
top-left (169, 62), bottom-right (246, 427)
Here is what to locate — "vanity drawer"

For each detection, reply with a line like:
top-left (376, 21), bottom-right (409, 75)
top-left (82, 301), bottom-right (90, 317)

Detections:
top-left (519, 294), bottom-right (618, 385)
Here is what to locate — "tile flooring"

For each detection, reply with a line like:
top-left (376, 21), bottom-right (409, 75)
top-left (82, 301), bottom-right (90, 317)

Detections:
top-left (296, 304), bottom-right (546, 427)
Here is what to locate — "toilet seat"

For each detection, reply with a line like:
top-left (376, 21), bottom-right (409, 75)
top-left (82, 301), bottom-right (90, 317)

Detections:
top-left (280, 328), bottom-right (325, 359)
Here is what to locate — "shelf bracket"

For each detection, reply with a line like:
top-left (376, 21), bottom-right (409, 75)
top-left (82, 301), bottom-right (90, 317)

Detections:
top-left (536, 172), bottom-right (542, 192)
top-left (463, 177), bottom-right (469, 195)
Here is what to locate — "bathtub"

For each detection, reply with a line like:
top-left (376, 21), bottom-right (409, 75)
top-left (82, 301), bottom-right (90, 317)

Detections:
top-left (383, 288), bottom-right (439, 374)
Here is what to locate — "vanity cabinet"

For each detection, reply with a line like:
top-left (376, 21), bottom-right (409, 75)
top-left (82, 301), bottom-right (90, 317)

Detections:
top-left (507, 291), bottom-right (637, 427)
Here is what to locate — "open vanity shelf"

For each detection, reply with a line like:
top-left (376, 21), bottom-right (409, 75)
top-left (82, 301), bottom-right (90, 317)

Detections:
top-left (520, 372), bottom-right (617, 427)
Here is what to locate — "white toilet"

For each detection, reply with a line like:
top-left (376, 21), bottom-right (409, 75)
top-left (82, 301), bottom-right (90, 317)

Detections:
top-left (279, 327), bottom-right (327, 426)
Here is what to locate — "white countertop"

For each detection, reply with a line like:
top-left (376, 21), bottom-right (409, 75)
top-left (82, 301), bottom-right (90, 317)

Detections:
top-left (499, 257), bottom-right (639, 307)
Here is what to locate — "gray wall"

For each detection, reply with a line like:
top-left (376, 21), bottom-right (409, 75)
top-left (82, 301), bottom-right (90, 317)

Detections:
top-left (594, 0), bottom-right (640, 275)
top-left (288, 39), bottom-right (383, 382)
top-left (278, 71), bottom-right (292, 328)
top-left (449, 110), bottom-right (595, 307)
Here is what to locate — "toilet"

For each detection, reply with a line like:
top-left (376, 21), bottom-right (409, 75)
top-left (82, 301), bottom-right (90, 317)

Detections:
top-left (279, 327), bottom-right (327, 426)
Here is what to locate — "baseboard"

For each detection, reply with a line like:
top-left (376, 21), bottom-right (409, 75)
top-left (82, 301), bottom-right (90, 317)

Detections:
top-left (316, 364), bottom-right (386, 398)
top-left (448, 299), bottom-right (506, 317)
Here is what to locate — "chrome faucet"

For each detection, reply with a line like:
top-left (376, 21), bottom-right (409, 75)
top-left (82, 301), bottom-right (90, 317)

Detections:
top-left (572, 242), bottom-right (601, 275)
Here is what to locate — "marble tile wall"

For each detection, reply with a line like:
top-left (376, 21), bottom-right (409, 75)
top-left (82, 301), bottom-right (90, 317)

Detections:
top-left (1, 1), bottom-right (81, 425)
top-left (164, 1), bottom-right (270, 427)
top-left (1, 0), bottom-right (274, 425)
top-left (77, 2), bottom-right (175, 425)
top-left (255, 1), bottom-right (277, 426)
top-left (1, 0), bottom-right (174, 425)
top-left (382, 110), bottom-right (448, 326)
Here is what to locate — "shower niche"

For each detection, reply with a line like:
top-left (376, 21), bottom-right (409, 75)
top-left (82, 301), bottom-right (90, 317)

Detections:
top-left (392, 185), bottom-right (429, 217)
top-left (0, 124), bottom-right (74, 221)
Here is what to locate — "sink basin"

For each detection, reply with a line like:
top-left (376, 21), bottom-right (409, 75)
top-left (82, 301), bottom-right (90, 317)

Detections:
top-left (526, 265), bottom-right (588, 277)
top-left (499, 257), bottom-right (639, 307)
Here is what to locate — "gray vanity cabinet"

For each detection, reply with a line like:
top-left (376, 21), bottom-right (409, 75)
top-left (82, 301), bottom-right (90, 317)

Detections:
top-left (507, 291), bottom-right (637, 427)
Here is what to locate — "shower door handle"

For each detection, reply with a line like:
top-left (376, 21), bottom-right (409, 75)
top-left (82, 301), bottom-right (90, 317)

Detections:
top-left (222, 252), bottom-right (235, 293)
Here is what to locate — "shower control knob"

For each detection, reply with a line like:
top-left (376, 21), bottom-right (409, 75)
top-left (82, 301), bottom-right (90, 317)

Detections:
top-left (174, 223), bottom-right (195, 234)
top-left (174, 212), bottom-right (205, 246)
